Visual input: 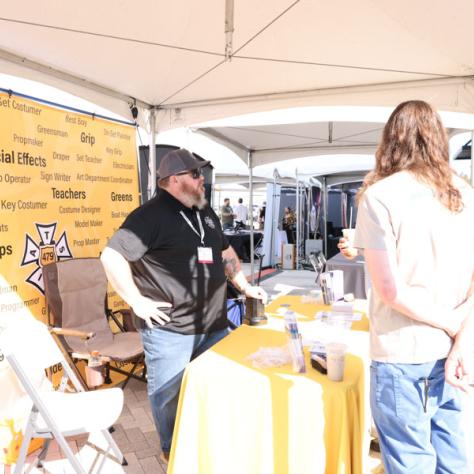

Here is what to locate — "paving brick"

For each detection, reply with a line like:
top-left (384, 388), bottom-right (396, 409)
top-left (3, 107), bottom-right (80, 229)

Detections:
top-left (124, 462), bottom-right (145, 474)
top-left (139, 455), bottom-right (165, 474)
top-left (134, 445), bottom-right (160, 460)
top-left (125, 427), bottom-right (145, 443)
top-left (143, 430), bottom-right (160, 448)
top-left (114, 434), bottom-right (132, 450)
top-left (134, 422), bottom-right (156, 434)
top-left (134, 390), bottom-right (149, 402)
top-left (117, 414), bottom-right (135, 425)
top-left (122, 452), bottom-right (139, 465)
top-left (130, 407), bottom-right (148, 419)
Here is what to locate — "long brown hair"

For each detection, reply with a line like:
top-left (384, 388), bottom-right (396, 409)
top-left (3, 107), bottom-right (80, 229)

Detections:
top-left (358, 100), bottom-right (463, 212)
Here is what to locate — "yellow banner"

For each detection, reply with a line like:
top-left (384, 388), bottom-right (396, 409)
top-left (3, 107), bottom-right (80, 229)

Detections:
top-left (0, 92), bottom-right (139, 322)
top-left (0, 92), bottom-right (141, 463)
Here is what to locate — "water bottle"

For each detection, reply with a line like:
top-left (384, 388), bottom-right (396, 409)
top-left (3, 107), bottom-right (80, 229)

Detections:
top-left (85, 350), bottom-right (104, 388)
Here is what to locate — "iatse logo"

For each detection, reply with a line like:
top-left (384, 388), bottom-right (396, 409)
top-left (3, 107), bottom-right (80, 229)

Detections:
top-left (21, 223), bottom-right (73, 293)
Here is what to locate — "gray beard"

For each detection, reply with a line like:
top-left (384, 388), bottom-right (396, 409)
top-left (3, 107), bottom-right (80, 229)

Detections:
top-left (180, 188), bottom-right (207, 209)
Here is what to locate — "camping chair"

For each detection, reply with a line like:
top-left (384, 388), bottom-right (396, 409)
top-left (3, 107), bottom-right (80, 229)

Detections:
top-left (42, 258), bottom-right (145, 390)
top-left (0, 318), bottom-right (127, 474)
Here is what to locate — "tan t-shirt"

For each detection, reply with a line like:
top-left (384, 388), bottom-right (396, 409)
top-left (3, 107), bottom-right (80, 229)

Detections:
top-left (354, 170), bottom-right (474, 363)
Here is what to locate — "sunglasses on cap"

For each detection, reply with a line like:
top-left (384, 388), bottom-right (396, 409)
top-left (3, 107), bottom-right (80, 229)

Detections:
top-left (177, 168), bottom-right (203, 179)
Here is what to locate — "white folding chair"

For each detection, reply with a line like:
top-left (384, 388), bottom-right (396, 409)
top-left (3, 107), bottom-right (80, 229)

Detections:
top-left (0, 318), bottom-right (127, 474)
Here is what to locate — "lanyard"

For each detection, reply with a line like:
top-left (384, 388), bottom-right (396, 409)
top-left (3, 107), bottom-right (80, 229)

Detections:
top-left (180, 210), bottom-right (205, 246)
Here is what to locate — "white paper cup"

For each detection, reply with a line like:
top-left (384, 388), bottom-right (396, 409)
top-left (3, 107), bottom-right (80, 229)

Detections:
top-left (326, 342), bottom-right (347, 382)
top-left (342, 228), bottom-right (356, 247)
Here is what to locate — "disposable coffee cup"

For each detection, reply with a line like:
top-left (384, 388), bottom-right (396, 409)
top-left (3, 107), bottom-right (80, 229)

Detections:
top-left (342, 228), bottom-right (356, 247)
top-left (326, 342), bottom-right (347, 382)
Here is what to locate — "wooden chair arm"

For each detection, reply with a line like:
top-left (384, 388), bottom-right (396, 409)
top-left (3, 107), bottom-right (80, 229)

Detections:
top-left (50, 327), bottom-right (95, 340)
top-left (71, 352), bottom-right (111, 363)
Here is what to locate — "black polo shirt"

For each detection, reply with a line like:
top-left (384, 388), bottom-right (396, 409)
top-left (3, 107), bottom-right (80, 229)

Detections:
top-left (107, 189), bottom-right (230, 334)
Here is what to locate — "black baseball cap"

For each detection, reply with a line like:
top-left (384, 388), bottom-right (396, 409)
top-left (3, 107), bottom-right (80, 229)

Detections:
top-left (157, 149), bottom-right (210, 180)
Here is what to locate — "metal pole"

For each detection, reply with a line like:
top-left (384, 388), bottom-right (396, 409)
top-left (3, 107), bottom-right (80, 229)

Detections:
top-left (225, 0), bottom-right (235, 60)
top-left (471, 132), bottom-right (474, 187)
top-left (149, 109), bottom-right (156, 199)
top-left (295, 170), bottom-right (299, 270)
top-left (307, 186), bottom-right (311, 242)
top-left (269, 171), bottom-right (276, 268)
top-left (248, 151), bottom-right (255, 284)
top-left (211, 174), bottom-right (216, 209)
top-left (322, 177), bottom-right (328, 257)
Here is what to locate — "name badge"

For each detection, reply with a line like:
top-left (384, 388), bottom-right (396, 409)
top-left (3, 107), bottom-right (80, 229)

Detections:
top-left (198, 247), bottom-right (213, 264)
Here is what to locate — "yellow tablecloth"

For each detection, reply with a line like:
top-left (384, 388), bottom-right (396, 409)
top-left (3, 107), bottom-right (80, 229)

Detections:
top-left (169, 296), bottom-right (370, 474)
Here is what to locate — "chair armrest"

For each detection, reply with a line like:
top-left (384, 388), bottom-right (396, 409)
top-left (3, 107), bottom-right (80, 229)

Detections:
top-left (50, 327), bottom-right (95, 340)
top-left (71, 352), bottom-right (111, 363)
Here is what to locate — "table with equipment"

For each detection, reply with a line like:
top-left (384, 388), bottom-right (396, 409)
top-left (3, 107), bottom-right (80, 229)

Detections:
top-left (225, 231), bottom-right (263, 262)
top-left (168, 295), bottom-right (370, 474)
top-left (325, 253), bottom-right (368, 299)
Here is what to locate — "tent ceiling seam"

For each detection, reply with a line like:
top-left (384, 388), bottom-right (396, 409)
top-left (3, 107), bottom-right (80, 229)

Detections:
top-left (227, 126), bottom-right (330, 141)
top-left (231, 54), bottom-right (452, 78)
top-left (158, 75), bottom-right (474, 110)
top-left (0, 47), bottom-right (152, 109)
top-left (231, 0), bottom-right (300, 56)
top-left (0, 16), bottom-right (223, 57)
top-left (157, 0), bottom-right (301, 106)
top-left (253, 143), bottom-right (377, 154)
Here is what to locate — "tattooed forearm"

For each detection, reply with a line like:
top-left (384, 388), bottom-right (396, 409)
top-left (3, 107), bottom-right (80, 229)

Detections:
top-left (223, 257), bottom-right (239, 278)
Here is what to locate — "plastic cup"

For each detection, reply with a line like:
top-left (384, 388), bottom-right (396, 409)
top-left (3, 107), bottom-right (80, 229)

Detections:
top-left (326, 342), bottom-right (347, 382)
top-left (342, 228), bottom-right (356, 247)
top-left (467, 350), bottom-right (474, 388)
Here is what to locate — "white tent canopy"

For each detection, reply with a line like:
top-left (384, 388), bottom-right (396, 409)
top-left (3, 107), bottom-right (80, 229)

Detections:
top-left (2, 0), bottom-right (474, 273)
top-left (1, 0), bottom-right (474, 132)
top-left (190, 105), bottom-right (474, 176)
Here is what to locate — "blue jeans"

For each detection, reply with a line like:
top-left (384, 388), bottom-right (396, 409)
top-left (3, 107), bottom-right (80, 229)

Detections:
top-left (371, 359), bottom-right (468, 474)
top-left (222, 222), bottom-right (233, 231)
top-left (139, 326), bottom-right (230, 453)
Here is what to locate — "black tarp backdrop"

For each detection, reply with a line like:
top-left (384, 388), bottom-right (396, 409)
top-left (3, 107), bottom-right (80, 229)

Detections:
top-left (324, 183), bottom-right (362, 259)
top-left (138, 145), bottom-right (214, 204)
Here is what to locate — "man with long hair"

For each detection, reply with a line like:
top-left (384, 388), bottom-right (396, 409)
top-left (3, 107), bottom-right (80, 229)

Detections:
top-left (352, 101), bottom-right (474, 473)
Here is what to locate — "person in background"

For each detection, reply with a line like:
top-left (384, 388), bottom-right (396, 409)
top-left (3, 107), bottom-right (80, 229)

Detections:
top-left (100, 149), bottom-right (268, 463)
top-left (282, 206), bottom-right (296, 244)
top-left (353, 100), bottom-right (474, 474)
top-left (221, 197), bottom-right (235, 231)
top-left (234, 197), bottom-right (249, 228)
top-left (258, 201), bottom-right (266, 230)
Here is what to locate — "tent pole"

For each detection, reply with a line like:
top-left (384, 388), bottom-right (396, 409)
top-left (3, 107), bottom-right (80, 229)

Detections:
top-left (248, 151), bottom-right (255, 284)
top-left (307, 186), bottom-right (311, 243)
top-left (149, 109), bottom-right (157, 199)
top-left (269, 170), bottom-right (277, 268)
top-left (322, 177), bottom-right (328, 257)
top-left (471, 131), bottom-right (474, 187)
top-left (295, 169), bottom-right (299, 270)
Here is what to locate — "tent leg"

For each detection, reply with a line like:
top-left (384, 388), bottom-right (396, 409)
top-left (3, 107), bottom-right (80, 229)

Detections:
top-left (471, 131), bottom-right (474, 187)
top-left (149, 109), bottom-right (156, 200)
top-left (248, 151), bottom-right (255, 284)
top-left (322, 177), bottom-right (328, 257)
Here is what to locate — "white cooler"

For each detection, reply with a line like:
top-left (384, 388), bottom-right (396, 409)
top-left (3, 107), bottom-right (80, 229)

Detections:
top-left (281, 243), bottom-right (295, 269)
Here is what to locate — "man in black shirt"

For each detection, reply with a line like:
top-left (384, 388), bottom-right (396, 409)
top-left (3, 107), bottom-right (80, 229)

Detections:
top-left (101, 149), bottom-right (267, 462)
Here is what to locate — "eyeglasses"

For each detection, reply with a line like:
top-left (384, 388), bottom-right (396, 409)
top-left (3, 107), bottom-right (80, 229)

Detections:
top-left (177, 168), bottom-right (203, 179)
